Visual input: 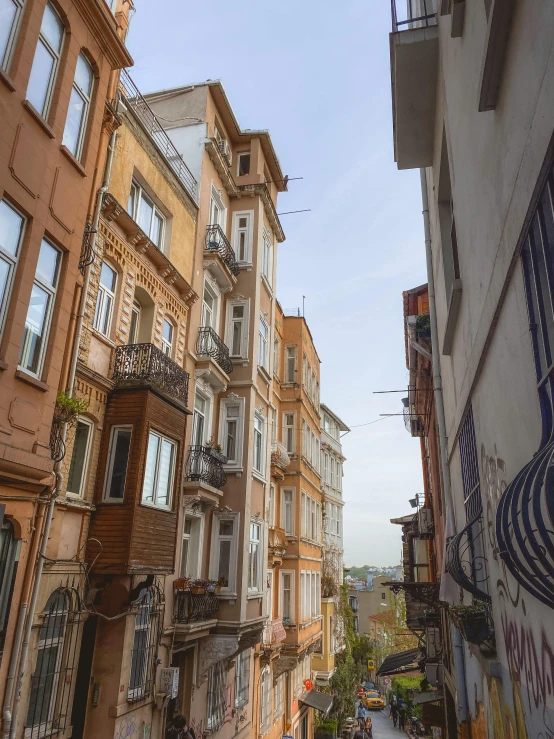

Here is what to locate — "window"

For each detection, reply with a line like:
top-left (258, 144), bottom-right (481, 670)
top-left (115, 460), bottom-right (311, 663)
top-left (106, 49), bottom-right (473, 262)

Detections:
top-left (274, 674), bottom-right (285, 720)
top-left (284, 413), bottom-right (295, 454)
top-left (300, 572), bottom-right (306, 621)
top-left (253, 411), bottom-right (265, 474)
top-left (192, 391), bottom-right (209, 446)
top-left (270, 406), bottom-right (277, 443)
top-left (280, 571), bottom-right (293, 621)
top-left (285, 345), bottom-right (297, 383)
top-left (93, 261), bottom-right (116, 337)
top-left (262, 228), bottom-right (272, 281)
top-left (161, 319), bottom-right (173, 356)
top-left (282, 489), bottom-right (293, 535)
top-left (226, 300), bottom-right (248, 359)
top-left (336, 507), bottom-right (341, 535)
top-left (19, 239), bottom-right (61, 376)
top-left (323, 453), bottom-right (329, 484)
top-left (273, 338), bottom-right (280, 377)
top-left (62, 53), bottom-right (93, 159)
top-left (202, 279), bottom-right (218, 329)
top-left (0, 0), bottom-right (24, 72)
top-left (26, 3), bottom-right (64, 118)
top-left (109, 0), bottom-right (118, 11)
top-left (129, 300), bottom-right (141, 344)
top-left (142, 431), bottom-right (176, 509)
top-left (237, 152), bottom-right (251, 177)
top-left (0, 199), bottom-right (25, 336)
top-left (129, 587), bottom-right (160, 700)
top-left (208, 185), bottom-right (226, 228)
top-left (232, 211), bottom-right (253, 263)
top-left (301, 713), bottom-right (308, 739)
top-left (207, 661), bottom-right (226, 732)
top-left (235, 650), bottom-right (250, 708)
top-left (180, 514), bottom-right (202, 579)
top-left (248, 521), bottom-right (261, 592)
top-left (258, 317), bottom-right (269, 370)
top-left (210, 513), bottom-right (239, 593)
top-left (0, 519), bottom-right (20, 658)
top-left (128, 180), bottom-right (165, 248)
top-left (260, 668), bottom-right (272, 736)
top-left (219, 396), bottom-right (244, 469)
top-left (66, 419), bottom-right (93, 497)
top-left (103, 426), bottom-right (132, 501)
top-left (268, 485), bottom-right (275, 527)
top-left (438, 132), bottom-right (460, 308)
top-left (324, 414), bottom-right (332, 434)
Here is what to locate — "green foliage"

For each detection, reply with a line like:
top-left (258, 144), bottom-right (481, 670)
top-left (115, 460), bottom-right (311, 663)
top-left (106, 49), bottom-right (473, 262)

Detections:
top-left (347, 565), bottom-right (370, 579)
top-left (329, 584), bottom-right (357, 729)
top-left (351, 633), bottom-right (375, 673)
top-left (416, 312), bottom-right (431, 337)
top-left (54, 392), bottom-right (89, 426)
top-left (390, 676), bottom-right (423, 719)
top-left (315, 718), bottom-right (338, 737)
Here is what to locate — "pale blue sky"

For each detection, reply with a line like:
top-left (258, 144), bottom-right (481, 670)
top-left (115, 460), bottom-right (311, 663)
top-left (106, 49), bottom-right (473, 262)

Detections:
top-left (128, 0), bottom-right (427, 566)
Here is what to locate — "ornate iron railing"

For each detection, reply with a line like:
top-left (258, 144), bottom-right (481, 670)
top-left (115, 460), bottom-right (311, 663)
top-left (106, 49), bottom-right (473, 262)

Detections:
top-left (445, 512), bottom-right (491, 602)
top-left (271, 440), bottom-right (291, 471)
top-left (185, 445), bottom-right (227, 489)
top-left (391, 0), bottom-right (437, 32)
top-left (118, 69), bottom-right (198, 202)
top-left (196, 327), bottom-right (233, 375)
top-left (205, 225), bottom-right (240, 276)
top-left (174, 590), bottom-right (219, 624)
top-left (112, 343), bottom-right (189, 407)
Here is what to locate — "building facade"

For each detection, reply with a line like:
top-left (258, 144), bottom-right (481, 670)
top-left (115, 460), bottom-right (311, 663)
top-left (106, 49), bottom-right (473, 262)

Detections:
top-left (389, 0), bottom-right (554, 737)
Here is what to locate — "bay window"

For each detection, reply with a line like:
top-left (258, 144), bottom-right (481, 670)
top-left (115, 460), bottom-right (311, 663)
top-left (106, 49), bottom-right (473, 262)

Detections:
top-left (26, 3), bottom-right (64, 118)
top-left (253, 410), bottom-right (265, 474)
top-left (142, 431), bottom-right (176, 509)
top-left (248, 521), bottom-right (261, 592)
top-left (210, 512), bottom-right (239, 594)
top-left (62, 53), bottom-right (94, 159)
top-left (103, 426), bottom-right (132, 501)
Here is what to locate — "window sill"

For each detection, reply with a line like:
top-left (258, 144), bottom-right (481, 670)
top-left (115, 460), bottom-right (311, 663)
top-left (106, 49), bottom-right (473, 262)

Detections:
top-left (252, 470), bottom-right (267, 484)
top-left (60, 145), bottom-right (87, 177)
top-left (261, 274), bottom-right (273, 296)
top-left (223, 465), bottom-right (243, 474)
top-left (0, 359), bottom-right (8, 371)
top-left (0, 67), bottom-right (16, 92)
top-left (247, 592), bottom-right (263, 600)
top-left (257, 365), bottom-right (271, 385)
top-left (139, 501), bottom-right (173, 514)
top-left (216, 591), bottom-right (237, 600)
top-left (22, 100), bottom-right (55, 139)
top-left (442, 278), bottom-right (462, 355)
top-left (15, 369), bottom-right (48, 392)
top-left (92, 328), bottom-right (116, 348)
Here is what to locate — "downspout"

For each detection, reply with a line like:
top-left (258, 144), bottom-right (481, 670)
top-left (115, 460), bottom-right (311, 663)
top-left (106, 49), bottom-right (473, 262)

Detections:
top-left (420, 168), bottom-right (469, 725)
top-left (4, 130), bottom-right (118, 739)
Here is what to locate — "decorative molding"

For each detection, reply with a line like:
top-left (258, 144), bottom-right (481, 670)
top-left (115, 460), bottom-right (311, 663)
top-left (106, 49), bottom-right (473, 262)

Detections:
top-left (197, 635), bottom-right (240, 686)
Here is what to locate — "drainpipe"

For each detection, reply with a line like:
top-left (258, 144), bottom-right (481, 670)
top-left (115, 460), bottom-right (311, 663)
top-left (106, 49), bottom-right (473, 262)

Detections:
top-left (3, 130), bottom-right (119, 739)
top-left (419, 168), bottom-right (468, 724)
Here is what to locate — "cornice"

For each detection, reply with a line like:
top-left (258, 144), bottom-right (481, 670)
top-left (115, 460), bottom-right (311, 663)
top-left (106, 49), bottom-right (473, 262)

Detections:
top-left (74, 0), bottom-right (133, 69)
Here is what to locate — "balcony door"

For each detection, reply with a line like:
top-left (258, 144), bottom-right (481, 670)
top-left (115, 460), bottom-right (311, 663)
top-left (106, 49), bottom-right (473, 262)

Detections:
top-left (202, 278), bottom-right (219, 330)
top-left (209, 185), bottom-right (226, 230)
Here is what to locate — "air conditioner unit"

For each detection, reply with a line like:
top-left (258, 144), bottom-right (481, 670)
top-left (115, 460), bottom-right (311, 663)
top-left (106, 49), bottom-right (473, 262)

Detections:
top-left (418, 507), bottom-right (434, 539)
top-left (425, 627), bottom-right (442, 660)
top-left (218, 139), bottom-right (232, 165)
top-left (425, 662), bottom-right (444, 687)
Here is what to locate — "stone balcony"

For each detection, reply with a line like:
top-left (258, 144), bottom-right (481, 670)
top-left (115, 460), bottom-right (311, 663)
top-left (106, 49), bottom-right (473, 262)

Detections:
top-left (271, 440), bottom-right (291, 480)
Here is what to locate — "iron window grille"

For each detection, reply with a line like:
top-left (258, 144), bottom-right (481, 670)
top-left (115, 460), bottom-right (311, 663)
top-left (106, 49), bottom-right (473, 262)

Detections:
top-left (391, 0), bottom-right (437, 32)
top-left (0, 519), bottom-right (20, 657)
top-left (25, 587), bottom-right (83, 739)
top-left (128, 586), bottom-right (163, 701)
top-left (234, 650), bottom-right (250, 708)
top-left (207, 661), bottom-right (226, 732)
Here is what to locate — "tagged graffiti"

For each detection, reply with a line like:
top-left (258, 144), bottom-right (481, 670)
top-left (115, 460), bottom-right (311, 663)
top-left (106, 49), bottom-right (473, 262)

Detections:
top-left (114, 715), bottom-right (138, 739)
top-left (190, 682), bottom-right (235, 737)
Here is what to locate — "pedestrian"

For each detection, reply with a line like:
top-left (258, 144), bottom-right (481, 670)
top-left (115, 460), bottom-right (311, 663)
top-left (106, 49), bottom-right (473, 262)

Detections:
top-left (356, 702), bottom-right (367, 729)
top-left (365, 716), bottom-right (373, 739)
top-left (390, 699), bottom-right (398, 728)
top-left (353, 728), bottom-right (371, 739)
top-left (165, 715), bottom-right (196, 739)
top-left (398, 704), bottom-right (406, 732)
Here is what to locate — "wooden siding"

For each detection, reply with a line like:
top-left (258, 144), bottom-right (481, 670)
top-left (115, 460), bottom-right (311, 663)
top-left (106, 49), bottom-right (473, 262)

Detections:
top-left (87, 388), bottom-right (187, 574)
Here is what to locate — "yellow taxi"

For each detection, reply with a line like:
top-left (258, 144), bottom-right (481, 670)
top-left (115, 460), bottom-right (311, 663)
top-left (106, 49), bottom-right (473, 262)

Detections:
top-left (363, 690), bottom-right (385, 710)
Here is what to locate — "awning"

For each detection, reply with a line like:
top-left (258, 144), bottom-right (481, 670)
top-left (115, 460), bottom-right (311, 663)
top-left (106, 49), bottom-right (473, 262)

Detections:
top-left (376, 648), bottom-right (422, 676)
top-left (412, 689), bottom-right (444, 705)
top-left (299, 690), bottom-right (334, 715)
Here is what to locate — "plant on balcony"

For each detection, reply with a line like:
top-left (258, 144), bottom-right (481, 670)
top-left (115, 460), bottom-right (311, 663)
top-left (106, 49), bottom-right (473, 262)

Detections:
top-left (173, 577), bottom-right (191, 591)
top-left (449, 603), bottom-right (492, 644)
top-left (283, 616), bottom-right (292, 626)
top-left (416, 313), bottom-right (431, 339)
top-left (205, 439), bottom-right (227, 463)
top-left (217, 576), bottom-right (228, 588)
top-left (190, 579), bottom-right (209, 594)
top-left (50, 391), bottom-right (89, 462)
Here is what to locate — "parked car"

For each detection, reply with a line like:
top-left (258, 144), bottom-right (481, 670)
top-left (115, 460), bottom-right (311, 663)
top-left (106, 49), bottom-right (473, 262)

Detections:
top-left (363, 691), bottom-right (385, 710)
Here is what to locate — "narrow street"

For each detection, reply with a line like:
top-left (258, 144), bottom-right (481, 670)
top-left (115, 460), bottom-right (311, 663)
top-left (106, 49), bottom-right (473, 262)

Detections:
top-left (369, 710), bottom-right (402, 739)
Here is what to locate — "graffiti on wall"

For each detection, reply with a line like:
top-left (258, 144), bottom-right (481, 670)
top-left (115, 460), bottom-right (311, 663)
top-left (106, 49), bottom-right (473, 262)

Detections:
top-left (114, 715), bottom-right (138, 739)
top-left (189, 681), bottom-right (247, 737)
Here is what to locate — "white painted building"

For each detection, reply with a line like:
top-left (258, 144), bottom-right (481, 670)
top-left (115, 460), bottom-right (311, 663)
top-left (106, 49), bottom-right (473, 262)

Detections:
top-left (320, 404), bottom-right (348, 583)
top-left (389, 0), bottom-right (554, 736)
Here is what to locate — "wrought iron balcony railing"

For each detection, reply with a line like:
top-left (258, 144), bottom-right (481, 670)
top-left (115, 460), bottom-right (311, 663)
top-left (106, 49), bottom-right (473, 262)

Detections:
top-left (205, 225), bottom-right (240, 276)
top-left (186, 445), bottom-right (227, 490)
top-left (196, 327), bottom-right (233, 375)
top-left (445, 496), bottom-right (491, 602)
top-left (118, 69), bottom-right (198, 202)
top-left (262, 618), bottom-right (286, 648)
top-left (113, 343), bottom-right (189, 408)
top-left (174, 590), bottom-right (219, 624)
top-left (271, 440), bottom-right (291, 471)
top-left (391, 0), bottom-right (437, 32)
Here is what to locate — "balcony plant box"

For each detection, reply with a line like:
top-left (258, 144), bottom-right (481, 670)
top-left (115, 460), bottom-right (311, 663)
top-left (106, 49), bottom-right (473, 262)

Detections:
top-left (450, 604), bottom-right (492, 644)
top-left (205, 442), bottom-right (228, 465)
top-left (173, 578), bottom-right (190, 591)
top-left (192, 586), bottom-right (206, 595)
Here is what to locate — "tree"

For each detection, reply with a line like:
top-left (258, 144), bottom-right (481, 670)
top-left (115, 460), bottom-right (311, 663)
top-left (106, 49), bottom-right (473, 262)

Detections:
top-left (329, 584), bottom-right (358, 728)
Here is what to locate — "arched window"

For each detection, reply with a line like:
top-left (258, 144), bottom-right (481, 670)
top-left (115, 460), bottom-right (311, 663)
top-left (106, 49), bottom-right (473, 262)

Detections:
top-left (161, 319), bottom-right (174, 357)
top-left (0, 519), bottom-right (20, 658)
top-left (25, 588), bottom-right (82, 737)
top-left (128, 586), bottom-right (162, 700)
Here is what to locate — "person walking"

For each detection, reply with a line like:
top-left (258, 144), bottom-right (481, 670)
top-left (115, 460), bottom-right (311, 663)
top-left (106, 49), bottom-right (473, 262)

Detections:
top-left (397, 703), bottom-right (407, 732)
top-left (356, 703), bottom-right (367, 729)
top-left (390, 699), bottom-right (398, 728)
top-left (165, 715), bottom-right (196, 739)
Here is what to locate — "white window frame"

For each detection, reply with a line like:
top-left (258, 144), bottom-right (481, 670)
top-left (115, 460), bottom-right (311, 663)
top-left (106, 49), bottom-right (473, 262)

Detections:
top-left (231, 210), bottom-right (253, 264)
top-left (1, 0), bottom-right (25, 72)
top-left (141, 430), bottom-right (176, 510)
top-left (282, 488), bottom-right (294, 535)
top-left (209, 183), bottom-right (226, 229)
top-left (66, 417), bottom-right (94, 498)
top-left (209, 511), bottom-right (240, 597)
top-left (102, 425), bottom-right (132, 502)
top-left (129, 299), bottom-right (141, 344)
top-left (274, 673), bottom-right (285, 721)
top-left (280, 570), bottom-right (294, 622)
top-left (237, 152), bottom-right (251, 177)
top-left (253, 409), bottom-right (266, 476)
top-left (161, 318), bottom-right (174, 357)
top-left (207, 661), bottom-right (226, 732)
top-left (201, 274), bottom-right (220, 330)
top-left (128, 179), bottom-right (166, 249)
top-left (262, 228), bottom-right (272, 281)
top-left (191, 387), bottom-right (213, 447)
top-left (260, 667), bottom-right (272, 736)
top-left (26, 3), bottom-right (64, 118)
top-left (218, 395), bottom-right (245, 470)
top-left (234, 650), bottom-right (250, 708)
top-left (283, 412), bottom-right (295, 455)
top-left (93, 261), bottom-right (117, 338)
top-left (258, 315), bottom-right (269, 371)
top-left (62, 52), bottom-right (94, 160)
top-left (273, 337), bottom-right (280, 378)
top-left (248, 520), bottom-right (262, 593)
top-left (19, 238), bottom-right (61, 378)
top-left (0, 199), bottom-right (25, 338)
top-left (268, 484), bottom-right (275, 527)
top-left (180, 511), bottom-right (204, 579)
top-left (285, 345), bottom-right (297, 384)
top-left (226, 299), bottom-right (249, 359)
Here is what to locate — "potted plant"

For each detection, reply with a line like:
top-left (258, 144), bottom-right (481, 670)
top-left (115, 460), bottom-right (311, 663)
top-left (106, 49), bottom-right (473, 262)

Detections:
top-left (449, 603), bottom-right (492, 644)
top-left (205, 439), bottom-right (228, 464)
top-left (283, 616), bottom-right (292, 627)
top-left (191, 579), bottom-right (207, 595)
top-left (173, 577), bottom-right (190, 591)
top-left (215, 576), bottom-right (228, 593)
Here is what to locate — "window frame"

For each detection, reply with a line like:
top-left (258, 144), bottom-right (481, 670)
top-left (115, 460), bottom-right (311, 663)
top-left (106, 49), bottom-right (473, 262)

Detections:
top-left (180, 512), bottom-right (203, 579)
top-left (268, 484), bottom-right (275, 527)
top-left (234, 650), bottom-right (250, 709)
top-left (258, 315), bottom-right (269, 371)
top-left (260, 667), bottom-right (272, 736)
top-left (207, 661), bottom-right (226, 732)
top-left (280, 569), bottom-right (294, 622)
top-left (283, 412), bottom-right (295, 455)
top-left (209, 511), bottom-right (240, 596)
top-left (274, 673), bottom-right (285, 721)
top-left (102, 425), bottom-right (133, 503)
top-left (248, 520), bottom-right (262, 594)
top-left (26, 2), bottom-right (64, 119)
top-left (129, 299), bottom-right (141, 344)
top-left (0, 0), bottom-right (25, 73)
top-left (62, 52), bottom-right (94, 160)
top-left (237, 152), bottom-right (251, 177)
top-left (93, 260), bottom-right (117, 338)
top-left (0, 198), bottom-right (25, 339)
top-left (18, 238), bottom-right (61, 378)
top-left (161, 318), bottom-right (174, 357)
top-left (273, 337), bottom-right (280, 378)
top-left (282, 488), bottom-right (294, 535)
top-left (127, 179), bottom-right (166, 250)
top-left (141, 430), bottom-right (177, 510)
top-left (284, 344), bottom-right (297, 384)
top-left (262, 228), bottom-right (272, 282)
top-left (66, 417), bottom-right (94, 498)
top-left (218, 396), bottom-right (245, 470)
top-left (226, 299), bottom-right (249, 359)
top-left (253, 409), bottom-right (266, 476)
top-left (231, 210), bottom-right (253, 264)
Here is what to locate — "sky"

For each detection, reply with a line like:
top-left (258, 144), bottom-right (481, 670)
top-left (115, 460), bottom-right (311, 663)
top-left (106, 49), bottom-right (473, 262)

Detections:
top-left (127, 0), bottom-right (427, 567)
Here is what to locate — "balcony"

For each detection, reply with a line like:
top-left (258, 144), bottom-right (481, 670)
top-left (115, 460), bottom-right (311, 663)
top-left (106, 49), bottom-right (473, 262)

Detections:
top-left (174, 589), bottom-right (219, 624)
top-left (271, 440), bottom-right (291, 480)
top-left (263, 618), bottom-right (286, 650)
top-left (205, 225), bottom-right (240, 291)
top-left (186, 445), bottom-right (227, 490)
top-left (268, 526), bottom-right (288, 566)
top-left (196, 327), bottom-right (233, 376)
top-left (390, 0), bottom-right (438, 169)
top-left (112, 343), bottom-right (189, 410)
